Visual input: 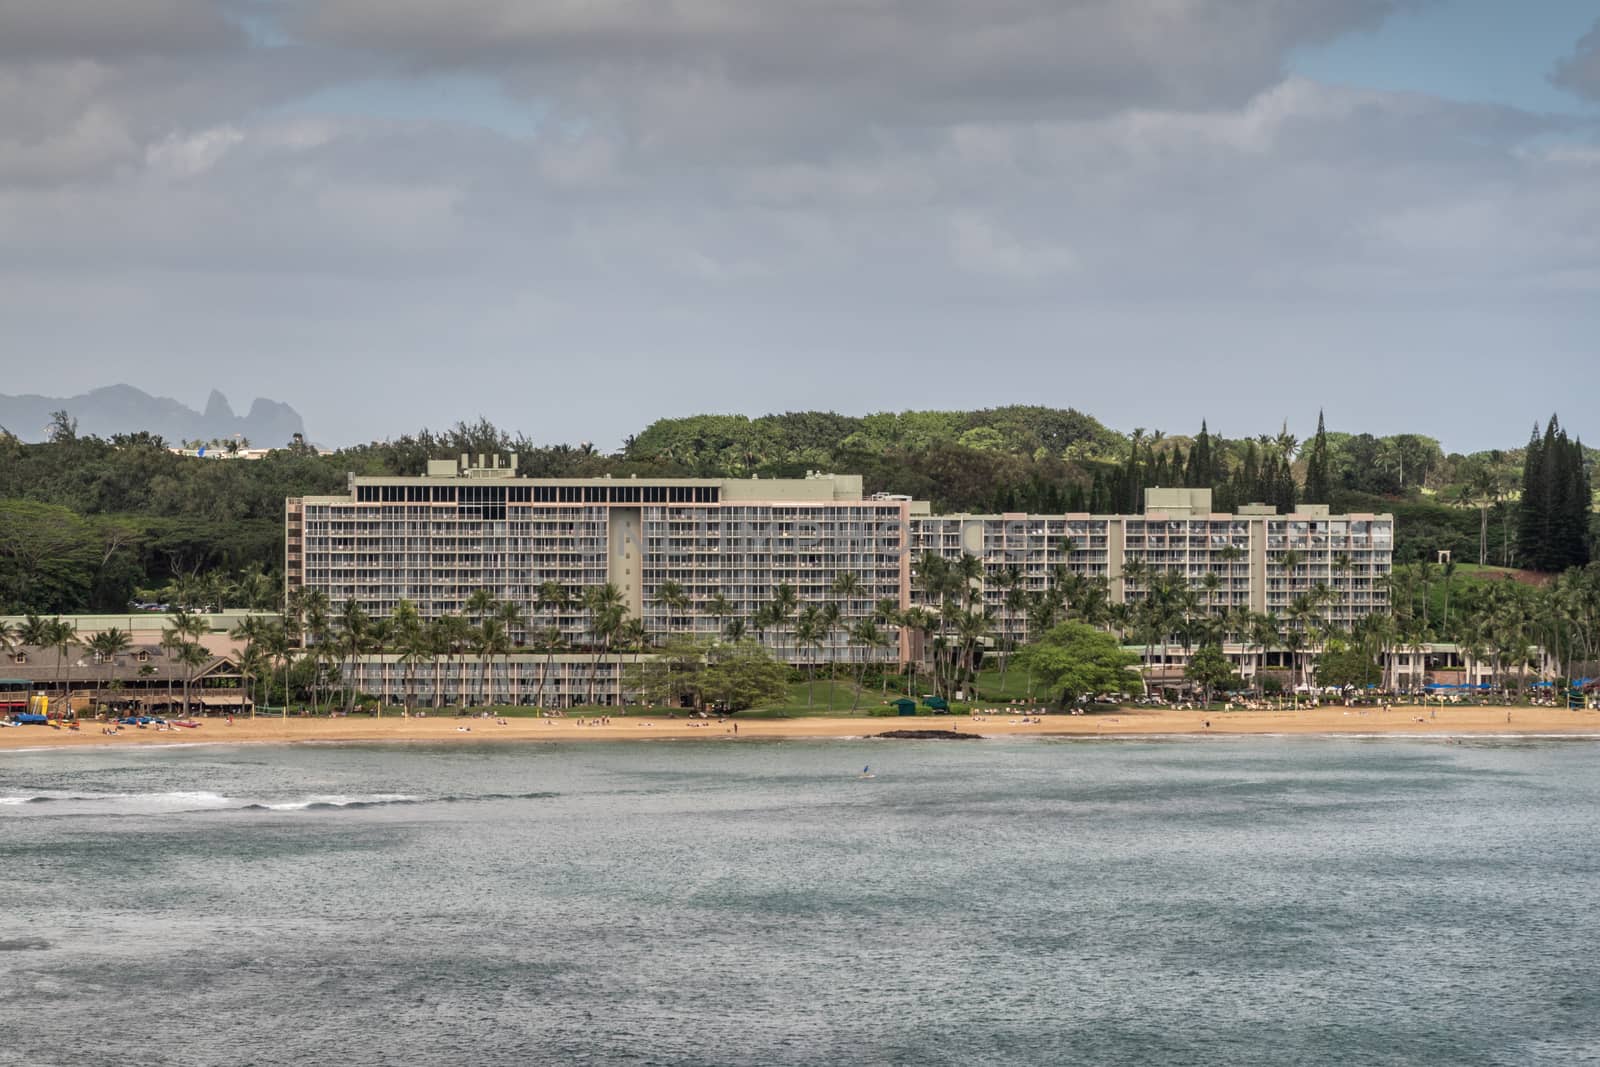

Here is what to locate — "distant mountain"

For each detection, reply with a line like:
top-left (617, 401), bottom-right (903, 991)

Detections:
top-left (0, 385), bottom-right (305, 445)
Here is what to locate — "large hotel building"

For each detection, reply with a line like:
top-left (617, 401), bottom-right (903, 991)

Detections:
top-left (286, 457), bottom-right (1393, 705)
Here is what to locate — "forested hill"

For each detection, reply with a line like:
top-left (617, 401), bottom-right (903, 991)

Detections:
top-left (0, 407), bottom-right (1593, 617)
top-left (623, 408), bottom-right (1127, 470)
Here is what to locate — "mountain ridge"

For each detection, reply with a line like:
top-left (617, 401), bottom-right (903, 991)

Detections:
top-left (0, 384), bottom-right (305, 445)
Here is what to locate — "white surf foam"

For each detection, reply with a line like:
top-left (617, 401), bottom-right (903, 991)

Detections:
top-left (257, 793), bottom-right (419, 811)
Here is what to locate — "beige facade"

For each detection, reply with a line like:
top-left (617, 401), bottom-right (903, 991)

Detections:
top-left (288, 460), bottom-right (913, 666)
top-left (344, 653), bottom-right (634, 708)
top-left (287, 470), bottom-right (1393, 705)
top-left (911, 488), bottom-right (1393, 648)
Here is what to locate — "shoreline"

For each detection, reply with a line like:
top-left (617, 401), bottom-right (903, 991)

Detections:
top-left (4, 705), bottom-right (1599, 751)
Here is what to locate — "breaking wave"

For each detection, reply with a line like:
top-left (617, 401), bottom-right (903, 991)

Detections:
top-left (1, 790), bottom-right (558, 815)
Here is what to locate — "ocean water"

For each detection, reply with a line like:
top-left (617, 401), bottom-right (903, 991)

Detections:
top-left (3, 737), bottom-right (1600, 1066)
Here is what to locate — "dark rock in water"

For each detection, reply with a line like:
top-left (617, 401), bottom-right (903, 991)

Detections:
top-left (873, 729), bottom-right (982, 740)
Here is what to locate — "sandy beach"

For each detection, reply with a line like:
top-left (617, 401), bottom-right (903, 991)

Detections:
top-left (4, 704), bottom-right (1599, 750)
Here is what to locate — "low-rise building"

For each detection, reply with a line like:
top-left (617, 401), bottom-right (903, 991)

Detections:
top-left (1, 642), bottom-right (252, 715)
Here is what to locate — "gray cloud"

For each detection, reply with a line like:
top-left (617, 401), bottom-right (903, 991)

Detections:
top-left (0, 0), bottom-right (241, 61)
top-left (0, 1), bottom-right (1596, 451)
top-left (297, 0), bottom-right (1401, 126)
top-left (1553, 18), bottom-right (1600, 100)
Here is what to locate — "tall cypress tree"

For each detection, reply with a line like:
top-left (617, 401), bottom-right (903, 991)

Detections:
top-left (1276, 454), bottom-right (1299, 513)
top-left (1304, 411), bottom-right (1331, 505)
top-left (1517, 422), bottom-right (1545, 568)
top-left (1238, 442), bottom-right (1261, 504)
top-left (1090, 471), bottom-right (1113, 514)
top-left (1517, 415), bottom-right (1591, 571)
top-left (1186, 421), bottom-right (1212, 488)
top-left (1565, 436), bottom-right (1592, 568)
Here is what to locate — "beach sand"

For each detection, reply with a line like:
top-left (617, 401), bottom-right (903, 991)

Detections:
top-left (3, 704), bottom-right (1598, 750)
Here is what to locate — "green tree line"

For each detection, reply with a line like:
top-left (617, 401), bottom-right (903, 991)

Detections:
top-left (2, 408), bottom-right (1594, 616)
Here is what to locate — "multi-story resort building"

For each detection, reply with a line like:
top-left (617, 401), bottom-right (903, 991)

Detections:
top-left (285, 460), bottom-right (1394, 706)
top-left (913, 487), bottom-right (1393, 649)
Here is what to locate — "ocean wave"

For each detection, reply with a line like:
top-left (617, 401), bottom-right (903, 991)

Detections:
top-left (241, 790), bottom-right (559, 811)
top-left (0, 790), bottom-right (239, 818)
top-left (3, 794), bottom-right (130, 805)
top-left (1, 788), bottom-right (560, 816)
top-left (245, 794), bottom-right (421, 811)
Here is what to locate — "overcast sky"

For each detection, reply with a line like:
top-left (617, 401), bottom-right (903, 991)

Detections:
top-left (1, 0), bottom-right (1597, 451)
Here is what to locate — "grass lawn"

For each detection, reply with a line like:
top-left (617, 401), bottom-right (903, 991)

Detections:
top-left (970, 665), bottom-right (1047, 703)
top-left (738, 679), bottom-right (905, 718)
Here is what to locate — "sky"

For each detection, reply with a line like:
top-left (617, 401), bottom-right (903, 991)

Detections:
top-left (1, 0), bottom-right (1597, 452)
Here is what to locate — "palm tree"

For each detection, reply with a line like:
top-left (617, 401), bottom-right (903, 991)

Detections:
top-left (431, 615), bottom-right (471, 709)
top-left (872, 596), bottom-right (902, 688)
top-left (495, 599), bottom-right (527, 706)
top-left (537, 580), bottom-right (569, 638)
top-left (86, 628), bottom-right (132, 713)
top-left (828, 572), bottom-right (862, 702)
top-left (1277, 547), bottom-right (1302, 588)
top-left (1416, 558), bottom-right (1440, 631)
top-left (335, 599), bottom-right (370, 714)
top-left (463, 589), bottom-right (497, 703)
top-left (475, 617), bottom-right (509, 708)
top-left (869, 621), bottom-right (895, 698)
top-left (795, 604), bottom-right (824, 708)
top-left (16, 613), bottom-right (51, 651)
top-left (704, 593), bottom-right (735, 642)
top-left (770, 583), bottom-right (799, 662)
top-left (1465, 463), bottom-right (1499, 566)
top-left (997, 581), bottom-right (1025, 693)
top-left (900, 606), bottom-right (932, 700)
top-left (655, 580), bottom-right (689, 638)
top-left (238, 643), bottom-right (271, 718)
top-left (177, 641), bottom-right (210, 716)
top-left (302, 600), bottom-right (331, 714)
top-left (584, 583), bottom-right (625, 706)
top-left (1287, 593), bottom-right (1323, 697)
top-left (162, 609), bottom-right (210, 715)
top-left (534, 582), bottom-right (569, 705)
top-left (261, 621), bottom-right (293, 718)
top-left (620, 617), bottom-right (648, 660)
top-left (848, 619), bottom-right (882, 710)
top-left (820, 601), bottom-right (843, 709)
top-left (830, 571), bottom-right (861, 626)
top-left (1119, 558), bottom-right (1150, 601)
top-left (230, 615), bottom-right (269, 718)
top-left (531, 625), bottom-right (566, 709)
top-left (397, 623), bottom-right (432, 716)
top-left (386, 599), bottom-right (422, 715)
top-left (955, 608), bottom-right (991, 699)
top-left (47, 618), bottom-right (80, 707)
top-left (1248, 612), bottom-right (1281, 695)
